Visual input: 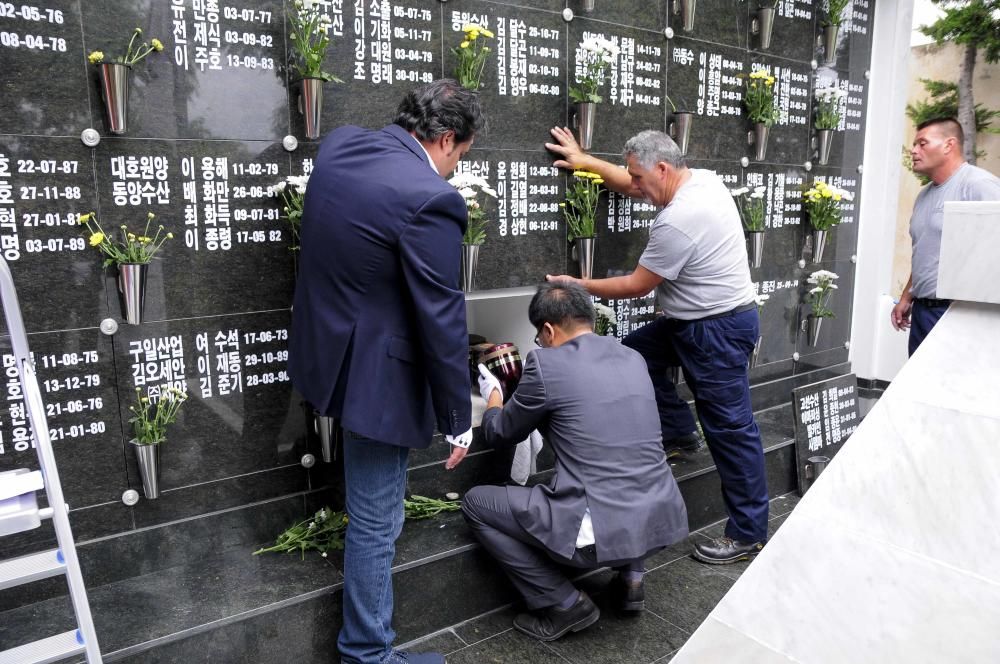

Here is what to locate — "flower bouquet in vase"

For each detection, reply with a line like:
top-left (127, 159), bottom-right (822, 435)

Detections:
top-left (269, 175), bottom-right (309, 252)
top-left (568, 37), bottom-right (619, 150)
top-left (731, 185), bottom-right (767, 268)
top-left (561, 170), bottom-right (605, 279)
top-left (805, 270), bottom-right (838, 347)
top-left (129, 386), bottom-right (188, 499)
top-left (448, 172), bottom-right (497, 292)
top-left (803, 180), bottom-right (852, 262)
top-left (594, 302), bottom-right (617, 337)
top-left (744, 68), bottom-right (778, 161)
top-left (666, 95), bottom-right (694, 156)
top-left (452, 23), bottom-right (494, 90)
top-left (289, 0), bottom-right (343, 139)
top-left (814, 86), bottom-right (846, 165)
top-left (88, 28), bottom-right (164, 134)
top-left (78, 211), bottom-right (173, 325)
top-left (820, 0), bottom-right (851, 66)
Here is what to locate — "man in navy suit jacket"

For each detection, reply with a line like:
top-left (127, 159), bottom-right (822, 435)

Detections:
top-left (288, 79), bottom-right (484, 664)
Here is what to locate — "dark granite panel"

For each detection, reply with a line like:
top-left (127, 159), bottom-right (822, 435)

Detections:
top-left (0, 136), bottom-right (105, 332)
top-left (580, 0), bottom-right (667, 33)
top-left (795, 346), bottom-right (850, 373)
top-left (108, 310), bottom-right (307, 498)
top-left (444, 2), bottom-right (566, 152)
top-left (0, 547), bottom-right (342, 656)
top-left (590, 191), bottom-right (658, 280)
top-left (665, 39), bottom-right (747, 162)
top-left (748, 357), bottom-right (795, 391)
top-left (0, 328), bottom-right (126, 508)
top-left (80, 0), bottom-right (287, 140)
top-left (113, 591), bottom-right (341, 664)
top-left (402, 629), bottom-right (469, 657)
top-left (394, 547), bottom-right (518, 643)
top-left (406, 445), bottom-right (516, 499)
top-left (749, 0), bottom-right (816, 63)
top-left (746, 54), bottom-right (813, 165)
top-left (306, 0), bottom-right (443, 139)
top-left (668, 0), bottom-right (749, 49)
top-left (752, 264), bottom-right (808, 366)
top-left (93, 138), bottom-right (295, 321)
top-left (0, 0), bottom-right (92, 136)
top-left (741, 162), bottom-right (809, 272)
top-left (455, 150), bottom-right (566, 290)
top-left (568, 20), bottom-right (668, 155)
top-left (545, 608), bottom-right (689, 664)
top-left (0, 493), bottom-right (308, 613)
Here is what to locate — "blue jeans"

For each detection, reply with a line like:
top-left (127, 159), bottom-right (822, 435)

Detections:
top-left (622, 322), bottom-right (697, 441)
top-left (908, 300), bottom-right (950, 356)
top-left (624, 310), bottom-right (769, 542)
top-left (338, 432), bottom-right (410, 664)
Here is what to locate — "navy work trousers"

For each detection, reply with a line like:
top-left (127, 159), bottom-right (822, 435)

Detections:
top-left (623, 309), bottom-right (769, 542)
top-left (908, 300), bottom-right (950, 356)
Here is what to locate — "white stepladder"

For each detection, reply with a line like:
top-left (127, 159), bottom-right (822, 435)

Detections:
top-left (0, 258), bottom-right (102, 664)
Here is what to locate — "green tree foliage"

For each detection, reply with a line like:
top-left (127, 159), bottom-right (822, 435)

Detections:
top-left (918, 0), bottom-right (1000, 164)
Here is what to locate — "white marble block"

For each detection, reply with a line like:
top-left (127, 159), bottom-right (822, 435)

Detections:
top-left (937, 201), bottom-right (1000, 304)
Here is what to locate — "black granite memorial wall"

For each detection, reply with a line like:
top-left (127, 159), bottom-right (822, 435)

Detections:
top-left (0, 0), bottom-right (873, 553)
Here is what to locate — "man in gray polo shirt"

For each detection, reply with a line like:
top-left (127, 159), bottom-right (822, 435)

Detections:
top-left (892, 117), bottom-right (1000, 354)
top-left (545, 128), bottom-right (769, 564)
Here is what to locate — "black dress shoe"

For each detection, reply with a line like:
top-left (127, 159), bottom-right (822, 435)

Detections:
top-left (513, 591), bottom-right (600, 641)
top-left (663, 432), bottom-right (705, 458)
top-left (610, 573), bottom-right (645, 612)
top-left (692, 536), bottom-right (764, 565)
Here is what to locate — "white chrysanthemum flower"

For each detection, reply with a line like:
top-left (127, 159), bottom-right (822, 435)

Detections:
top-left (458, 187), bottom-right (477, 199)
top-left (809, 287), bottom-right (823, 294)
top-left (750, 192), bottom-right (765, 199)
top-left (754, 185), bottom-right (767, 194)
top-left (729, 186), bottom-right (749, 196)
top-left (482, 186), bottom-right (498, 198)
top-left (271, 181), bottom-right (286, 194)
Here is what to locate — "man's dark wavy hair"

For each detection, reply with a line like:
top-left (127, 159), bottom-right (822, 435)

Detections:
top-left (394, 79), bottom-right (486, 144)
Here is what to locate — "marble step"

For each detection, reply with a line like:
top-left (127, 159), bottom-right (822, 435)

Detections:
top-left (0, 402), bottom-right (800, 663)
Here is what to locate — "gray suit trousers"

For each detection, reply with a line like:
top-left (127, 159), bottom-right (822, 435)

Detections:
top-left (462, 485), bottom-right (645, 610)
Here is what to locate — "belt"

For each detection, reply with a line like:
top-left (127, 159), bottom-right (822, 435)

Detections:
top-left (913, 297), bottom-right (952, 308)
top-left (689, 302), bottom-right (756, 323)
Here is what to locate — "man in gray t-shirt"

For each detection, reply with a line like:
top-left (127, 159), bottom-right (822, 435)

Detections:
top-left (545, 128), bottom-right (768, 566)
top-left (892, 117), bottom-right (1000, 355)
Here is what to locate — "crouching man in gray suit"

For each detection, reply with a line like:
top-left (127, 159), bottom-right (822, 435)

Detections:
top-left (462, 281), bottom-right (689, 641)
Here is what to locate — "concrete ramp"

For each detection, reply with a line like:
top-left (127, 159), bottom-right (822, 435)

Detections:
top-left (672, 299), bottom-right (1000, 662)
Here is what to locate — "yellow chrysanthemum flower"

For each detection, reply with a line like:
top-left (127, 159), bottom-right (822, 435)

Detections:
top-left (480, 29), bottom-right (495, 38)
top-left (79, 213), bottom-right (92, 223)
top-left (89, 232), bottom-right (104, 246)
top-left (766, 76), bottom-right (775, 84)
top-left (822, 190), bottom-right (832, 198)
top-left (833, 194), bottom-right (842, 201)
top-left (166, 232), bottom-right (174, 239)
top-left (88, 51), bottom-right (104, 64)
top-left (460, 41), bottom-right (470, 48)
top-left (572, 170), bottom-right (591, 178)
top-left (594, 179), bottom-right (605, 184)
top-left (151, 38), bottom-right (164, 52)
top-left (765, 80), bottom-right (774, 86)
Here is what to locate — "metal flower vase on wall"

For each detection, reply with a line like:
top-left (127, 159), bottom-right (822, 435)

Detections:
top-left (98, 63), bottom-right (132, 135)
top-left (573, 236), bottom-right (596, 279)
top-left (573, 102), bottom-right (596, 151)
top-left (299, 78), bottom-right (324, 140)
top-left (131, 439), bottom-right (161, 499)
top-left (748, 122), bottom-right (770, 161)
top-left (461, 243), bottom-right (480, 292)
top-left (753, 7), bottom-right (776, 50)
top-left (746, 231), bottom-right (765, 269)
top-left (313, 411), bottom-right (335, 463)
top-left (749, 335), bottom-right (763, 368)
top-left (821, 25), bottom-right (839, 66)
top-left (674, 0), bottom-right (697, 32)
top-left (816, 129), bottom-right (834, 165)
top-left (581, 0), bottom-right (596, 12)
top-left (807, 315), bottom-right (824, 347)
top-left (811, 229), bottom-right (829, 262)
top-left (117, 263), bottom-right (148, 325)
top-left (669, 111), bottom-right (694, 156)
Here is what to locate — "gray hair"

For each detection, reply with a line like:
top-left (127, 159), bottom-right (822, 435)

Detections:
top-left (623, 130), bottom-right (685, 170)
